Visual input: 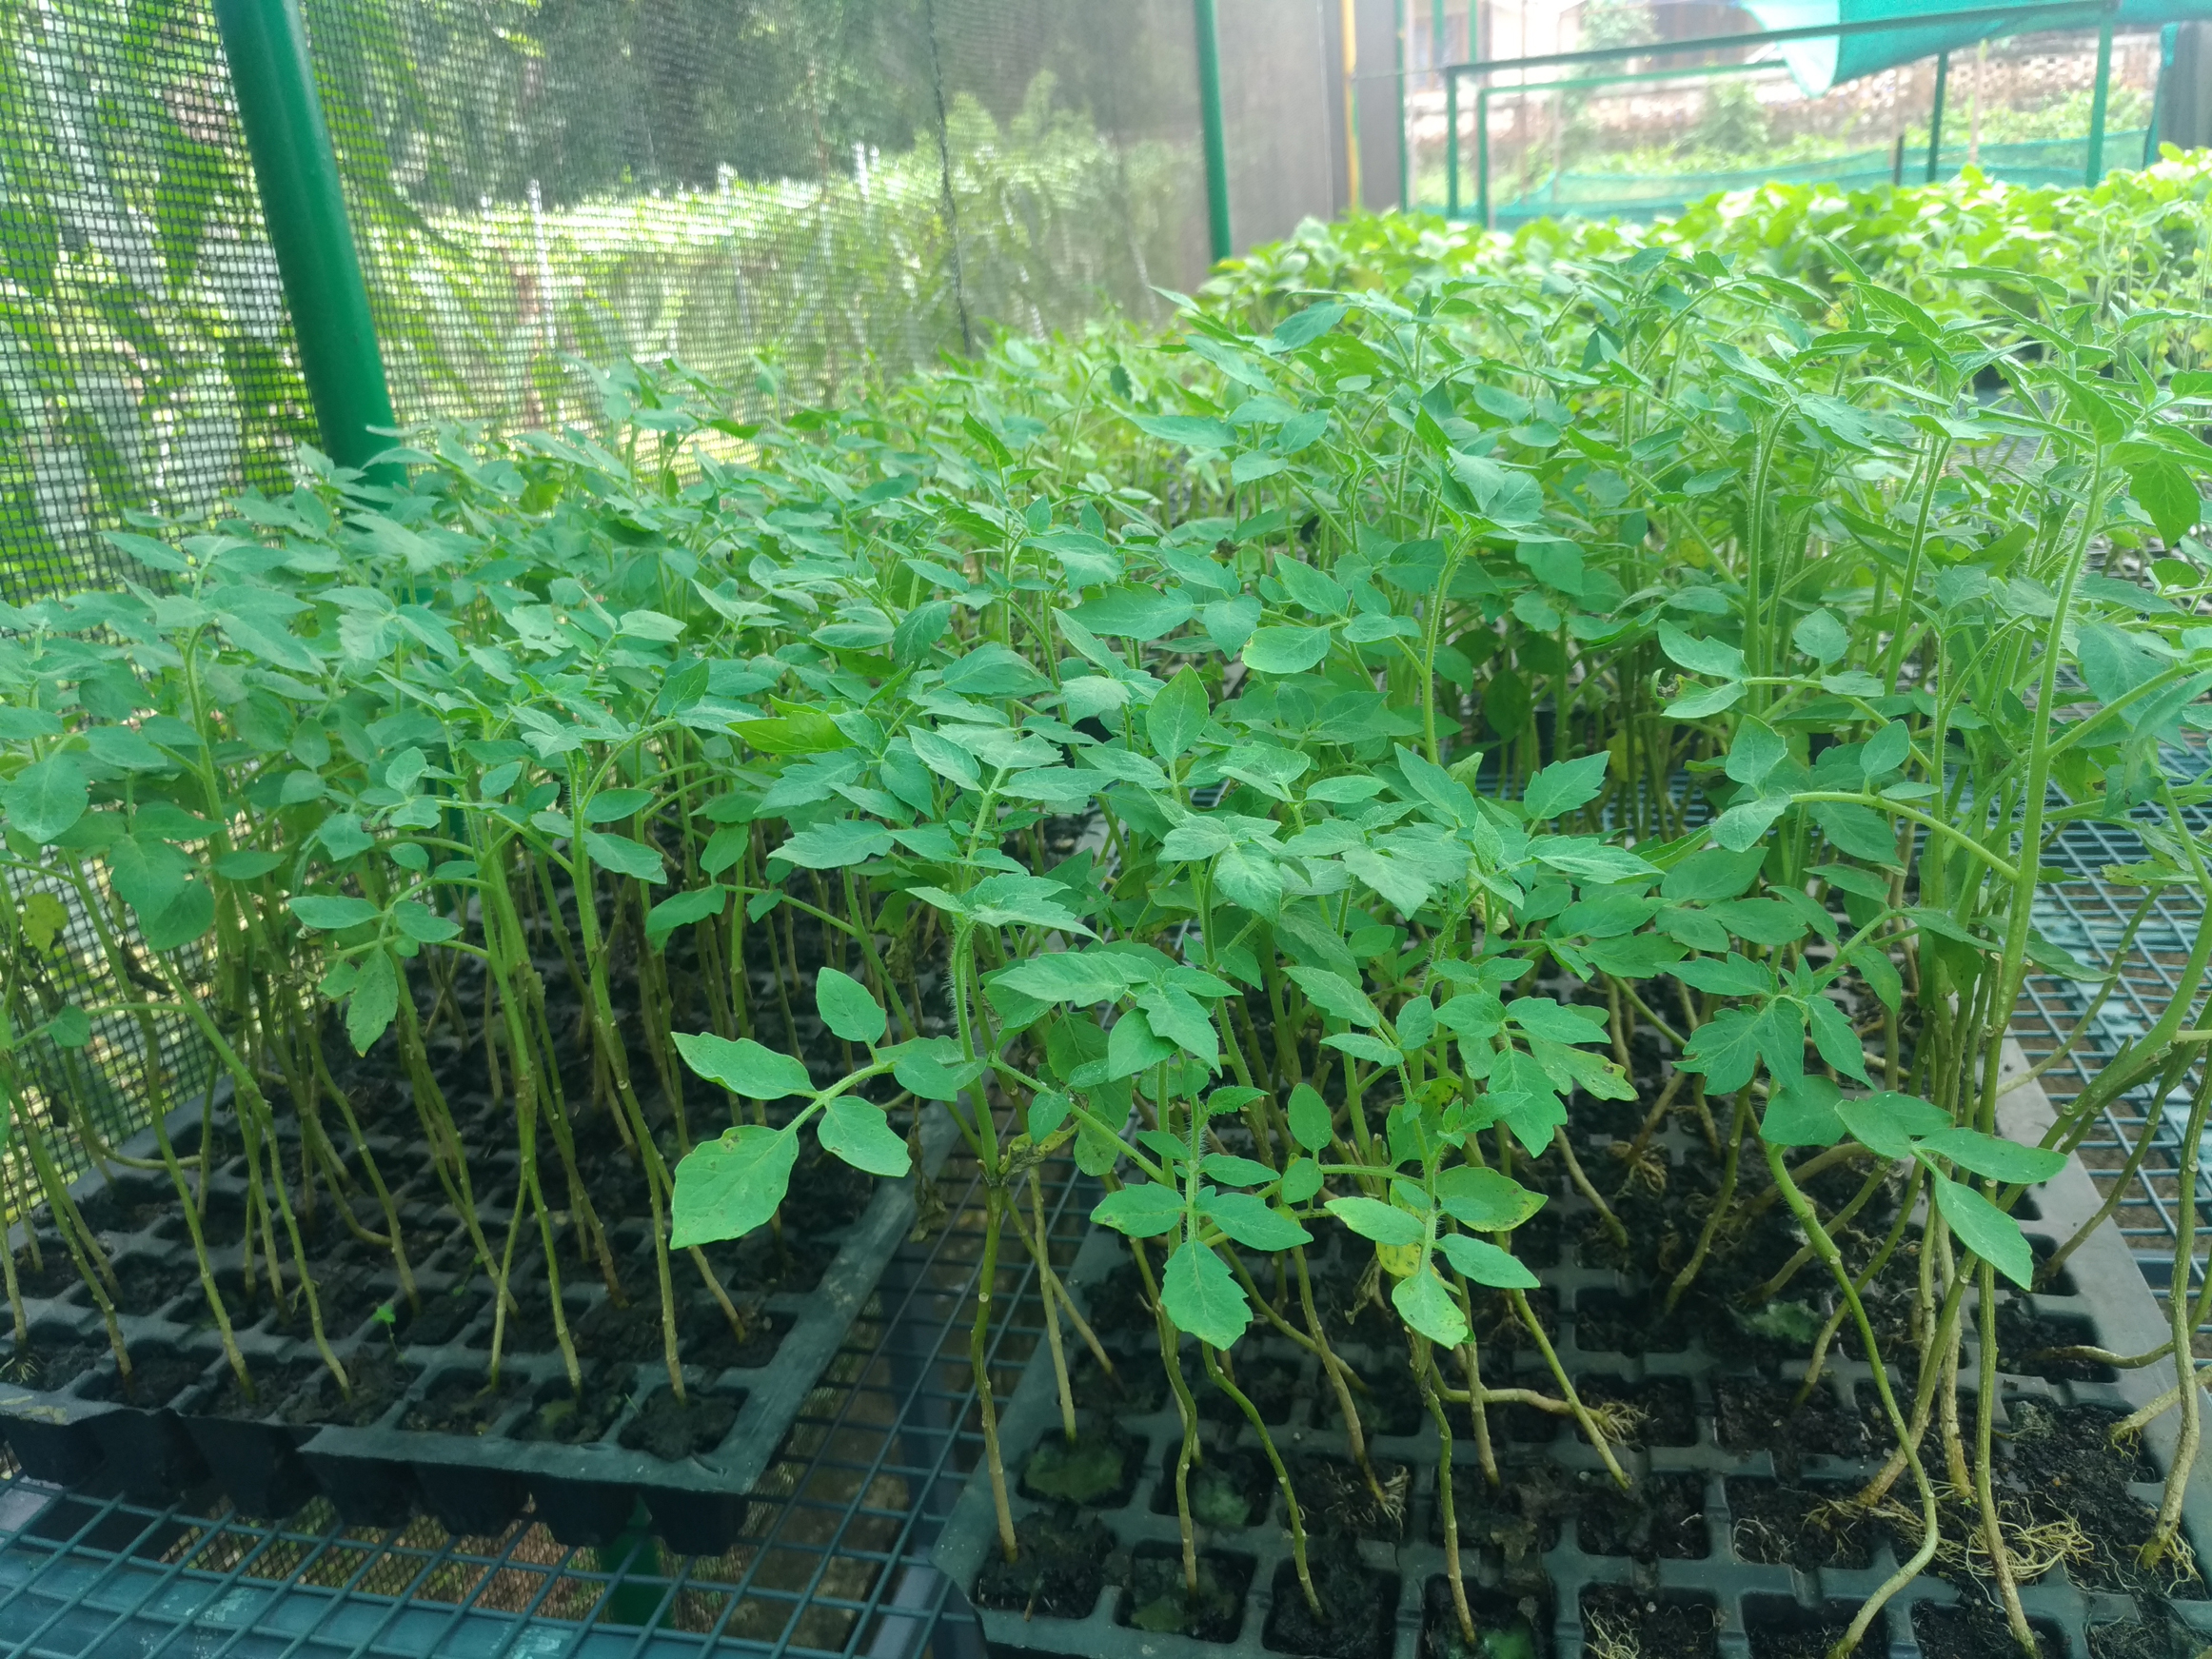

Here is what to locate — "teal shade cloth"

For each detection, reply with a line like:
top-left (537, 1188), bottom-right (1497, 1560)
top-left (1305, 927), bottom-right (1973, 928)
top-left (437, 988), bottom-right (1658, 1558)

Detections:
top-left (1742, 0), bottom-right (2212, 94)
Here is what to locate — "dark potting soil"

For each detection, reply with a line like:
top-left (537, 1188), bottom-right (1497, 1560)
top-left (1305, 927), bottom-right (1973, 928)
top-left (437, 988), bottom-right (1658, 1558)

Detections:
top-left (2088, 1603), bottom-right (2208, 1659)
top-left (2003, 1399), bottom-right (2195, 1597)
top-left (1293, 1454), bottom-right (1412, 1543)
top-left (86, 1347), bottom-right (207, 1408)
top-left (1573, 1287), bottom-right (1690, 1356)
top-left (681, 1304), bottom-right (793, 1373)
top-left (1021, 1420), bottom-right (1144, 1509)
top-left (1713, 1377), bottom-right (1874, 1471)
top-left (0, 1335), bottom-right (103, 1394)
top-left (1434, 1461), bottom-right (1570, 1567)
top-left (395, 1288), bottom-right (484, 1348)
top-left (1574, 1373), bottom-right (1695, 1446)
top-left (1196, 1352), bottom-right (1300, 1427)
top-left (1119, 1546), bottom-right (1254, 1640)
top-left (276, 1352), bottom-right (414, 1430)
top-left (197, 1358), bottom-right (328, 1420)
top-left (1743, 1598), bottom-right (1875, 1659)
top-left (1149, 1440), bottom-right (1274, 1529)
top-left (1420, 1576), bottom-right (1549, 1659)
top-left (1071, 1340), bottom-right (1168, 1416)
top-left (971, 1506), bottom-right (1112, 1619)
top-left (1913, 1599), bottom-right (2068, 1659)
top-left (1580, 1586), bottom-right (1720, 1659)
top-left (514, 1381), bottom-right (626, 1446)
top-left (1576, 1471), bottom-right (1708, 1559)
top-left (109, 1253), bottom-right (199, 1316)
top-left (1317, 1353), bottom-right (1425, 1438)
top-left (12, 1245), bottom-right (82, 1301)
top-left (402, 1371), bottom-right (525, 1434)
top-left (617, 1386), bottom-right (739, 1461)
top-left (1261, 1554), bottom-right (1398, 1659)
top-left (1724, 1478), bottom-right (1876, 1570)
top-left (570, 1294), bottom-right (668, 1365)
top-left (156, 1193), bottom-right (247, 1251)
top-left (1995, 1301), bottom-right (2119, 1383)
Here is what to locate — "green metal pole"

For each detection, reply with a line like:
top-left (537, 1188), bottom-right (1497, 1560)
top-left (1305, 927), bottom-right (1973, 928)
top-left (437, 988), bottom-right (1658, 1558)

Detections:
top-left (2086, 15), bottom-right (2113, 185)
top-left (1396, 0), bottom-right (1410, 208)
top-left (1194, 0), bottom-right (1232, 262)
top-left (2147, 22), bottom-right (2177, 168)
top-left (1926, 50), bottom-right (1949, 182)
top-left (213, 0), bottom-right (396, 476)
top-left (1448, 68), bottom-right (1462, 218)
top-left (1477, 85), bottom-right (1491, 227)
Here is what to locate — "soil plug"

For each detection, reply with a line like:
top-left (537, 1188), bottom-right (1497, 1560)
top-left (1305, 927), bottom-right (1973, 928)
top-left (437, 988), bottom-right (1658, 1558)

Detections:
top-left (1665, 1087), bottom-right (1749, 1312)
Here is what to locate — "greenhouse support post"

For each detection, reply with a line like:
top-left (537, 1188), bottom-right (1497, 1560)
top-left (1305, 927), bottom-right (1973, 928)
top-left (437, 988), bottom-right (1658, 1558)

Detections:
top-left (1194, 0), bottom-right (1231, 262)
top-left (2087, 14), bottom-right (2113, 184)
top-left (1340, 0), bottom-right (1363, 207)
top-left (1448, 67), bottom-right (1462, 218)
top-left (1395, 0), bottom-right (1409, 208)
top-left (213, 0), bottom-right (397, 478)
top-left (1926, 49), bottom-right (1949, 181)
top-left (2148, 23), bottom-right (2178, 167)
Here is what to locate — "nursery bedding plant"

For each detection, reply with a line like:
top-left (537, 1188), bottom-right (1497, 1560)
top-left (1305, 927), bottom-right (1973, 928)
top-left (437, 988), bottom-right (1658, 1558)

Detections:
top-left (0, 191), bottom-right (2202, 1649)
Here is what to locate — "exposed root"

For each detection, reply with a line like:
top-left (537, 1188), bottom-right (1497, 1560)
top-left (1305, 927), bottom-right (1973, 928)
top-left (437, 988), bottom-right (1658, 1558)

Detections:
top-left (1862, 1486), bottom-right (2095, 1585)
top-left (1586, 1610), bottom-right (1642, 1659)
top-left (1607, 1138), bottom-right (1669, 1194)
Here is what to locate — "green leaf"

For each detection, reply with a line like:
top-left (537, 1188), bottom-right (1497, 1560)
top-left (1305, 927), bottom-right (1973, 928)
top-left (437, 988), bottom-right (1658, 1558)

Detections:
top-left (1807, 997), bottom-right (1871, 1083)
top-left (289, 895), bottom-right (383, 931)
top-left (1132, 413), bottom-right (1234, 449)
top-left (1661, 849), bottom-right (1766, 903)
top-left (583, 788), bottom-right (654, 824)
top-left (138, 879), bottom-right (214, 952)
top-left (1323, 1031), bottom-right (1404, 1067)
top-left (1147, 666), bottom-right (1210, 762)
top-left (1681, 1007), bottom-right (1764, 1092)
top-left (674, 1032), bottom-right (814, 1099)
top-left (1838, 1092), bottom-right (1952, 1158)
top-left (1915, 1127), bottom-right (2064, 1185)
top-left (670, 1124), bottom-right (800, 1247)
top-left (1793, 608), bottom-right (1850, 663)
top-left (214, 849), bottom-right (285, 880)
top-left (1160, 1239), bottom-right (1251, 1347)
top-left (1433, 1165), bottom-right (1546, 1231)
top-left (1504, 997), bottom-right (1609, 1045)
top-left (1763, 1076), bottom-right (1846, 1148)
top-left (346, 947), bottom-right (400, 1054)
top-left (735, 711), bottom-right (852, 755)
top-left (109, 835), bottom-right (191, 914)
top-left (583, 831), bottom-right (667, 882)
top-left (1286, 965), bottom-right (1380, 1028)
top-left (1811, 801), bottom-right (1900, 865)
top-left (2, 757), bottom-right (88, 844)
top-left (1095, 1183), bottom-right (1187, 1238)
top-left (1272, 302), bottom-right (1348, 346)
top-left (816, 967), bottom-right (888, 1046)
top-left (1068, 588), bottom-right (1194, 642)
top-left (1282, 1155), bottom-right (1323, 1202)
top-left (887, 1038), bottom-right (985, 1101)
top-left (2130, 457), bottom-right (2202, 546)
top-left (817, 1097), bottom-right (910, 1176)
top-left (1658, 620), bottom-right (1746, 681)
top-left (46, 1006), bottom-right (90, 1049)
top-left (1202, 1190), bottom-right (1311, 1251)
top-left (1325, 1195), bottom-right (1424, 1247)
top-left (1930, 1171), bottom-right (2034, 1288)
top-left (645, 885), bottom-right (729, 944)
top-left (995, 952), bottom-right (1145, 1006)
top-left (1288, 1082), bottom-right (1333, 1152)
top-left (1861, 721), bottom-right (1911, 779)
top-left (390, 900), bottom-right (461, 943)
top-left (1242, 624), bottom-right (1333, 675)
top-left (1105, 1008), bottom-right (1178, 1079)
top-left (1711, 796), bottom-right (1789, 852)
top-left (1437, 1233), bottom-right (1538, 1289)
top-left (1522, 752), bottom-right (1610, 820)
top-left (1672, 954), bottom-right (1773, 997)
top-left (1392, 1267), bottom-right (1471, 1346)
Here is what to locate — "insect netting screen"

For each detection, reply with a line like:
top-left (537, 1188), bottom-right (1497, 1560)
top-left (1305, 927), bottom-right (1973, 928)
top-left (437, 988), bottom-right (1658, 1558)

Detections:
top-left (0, 0), bottom-right (1221, 1206)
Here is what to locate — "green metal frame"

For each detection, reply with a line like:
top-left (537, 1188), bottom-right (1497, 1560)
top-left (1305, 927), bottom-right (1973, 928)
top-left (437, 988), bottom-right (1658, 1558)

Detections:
top-left (2087, 15), bottom-right (2116, 183)
top-left (1396, 0), bottom-right (1410, 208)
top-left (213, 0), bottom-right (396, 476)
top-left (1466, 59), bottom-right (1771, 228)
top-left (1439, 0), bottom-right (2137, 226)
top-left (1927, 49), bottom-right (1950, 182)
top-left (1195, 0), bottom-right (1232, 262)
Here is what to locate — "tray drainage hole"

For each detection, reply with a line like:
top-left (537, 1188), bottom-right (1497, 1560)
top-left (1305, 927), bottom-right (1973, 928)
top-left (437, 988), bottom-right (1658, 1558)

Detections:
top-left (1743, 1593), bottom-right (1886, 1659)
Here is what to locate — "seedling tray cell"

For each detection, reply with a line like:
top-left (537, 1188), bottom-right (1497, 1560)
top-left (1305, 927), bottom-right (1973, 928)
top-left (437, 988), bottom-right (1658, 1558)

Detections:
top-left (933, 1057), bottom-right (2212, 1659)
top-left (0, 1092), bottom-right (960, 1550)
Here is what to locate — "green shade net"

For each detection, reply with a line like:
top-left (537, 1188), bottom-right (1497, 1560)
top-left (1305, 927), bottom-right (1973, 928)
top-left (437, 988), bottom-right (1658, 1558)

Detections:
top-left (1743, 0), bottom-right (2212, 93)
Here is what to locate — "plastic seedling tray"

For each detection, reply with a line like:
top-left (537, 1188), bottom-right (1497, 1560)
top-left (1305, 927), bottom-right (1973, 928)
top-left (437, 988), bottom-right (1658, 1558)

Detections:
top-left (1, 1091), bottom-right (959, 1553)
top-left (932, 1049), bottom-right (2212, 1659)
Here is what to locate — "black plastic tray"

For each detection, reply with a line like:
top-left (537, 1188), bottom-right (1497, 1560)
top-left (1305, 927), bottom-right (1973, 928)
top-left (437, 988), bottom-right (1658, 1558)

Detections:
top-left (931, 1048), bottom-right (2212, 1659)
top-left (0, 1090), bottom-right (959, 1553)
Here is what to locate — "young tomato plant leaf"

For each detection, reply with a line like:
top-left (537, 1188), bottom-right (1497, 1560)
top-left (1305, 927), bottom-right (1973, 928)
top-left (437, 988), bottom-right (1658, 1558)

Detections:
top-left (815, 967), bottom-right (888, 1045)
top-left (1160, 1239), bottom-right (1250, 1348)
top-left (675, 1032), bottom-right (814, 1099)
top-left (1929, 1171), bottom-right (2035, 1289)
top-left (1438, 1233), bottom-right (1539, 1289)
top-left (817, 1097), bottom-right (910, 1176)
top-left (1392, 1266), bottom-right (1471, 1347)
top-left (671, 1124), bottom-right (800, 1247)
